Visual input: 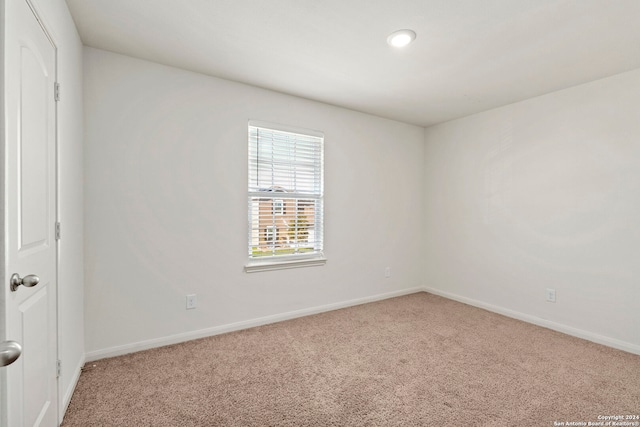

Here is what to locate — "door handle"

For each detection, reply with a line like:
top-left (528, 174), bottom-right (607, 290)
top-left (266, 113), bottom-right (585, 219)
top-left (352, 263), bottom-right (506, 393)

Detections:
top-left (0, 341), bottom-right (22, 367)
top-left (10, 273), bottom-right (40, 292)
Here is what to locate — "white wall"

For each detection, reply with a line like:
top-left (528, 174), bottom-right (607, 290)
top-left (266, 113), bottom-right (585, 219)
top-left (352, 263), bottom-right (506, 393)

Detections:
top-left (83, 47), bottom-right (425, 358)
top-left (27, 0), bottom-right (85, 419)
top-left (423, 68), bottom-right (640, 353)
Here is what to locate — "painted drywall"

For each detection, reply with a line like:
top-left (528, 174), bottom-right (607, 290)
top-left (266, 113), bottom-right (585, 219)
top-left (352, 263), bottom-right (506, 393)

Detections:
top-left (83, 47), bottom-right (425, 357)
top-left (25, 0), bottom-right (85, 419)
top-left (423, 68), bottom-right (640, 352)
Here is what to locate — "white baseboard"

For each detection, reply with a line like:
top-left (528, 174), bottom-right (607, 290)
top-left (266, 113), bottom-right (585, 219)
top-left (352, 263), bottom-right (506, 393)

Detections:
top-left (60, 353), bottom-right (85, 424)
top-left (85, 286), bottom-right (424, 362)
top-left (423, 286), bottom-right (640, 356)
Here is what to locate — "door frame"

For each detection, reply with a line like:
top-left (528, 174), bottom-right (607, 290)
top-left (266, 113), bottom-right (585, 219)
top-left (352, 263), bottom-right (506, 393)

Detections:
top-left (1, 0), bottom-right (60, 425)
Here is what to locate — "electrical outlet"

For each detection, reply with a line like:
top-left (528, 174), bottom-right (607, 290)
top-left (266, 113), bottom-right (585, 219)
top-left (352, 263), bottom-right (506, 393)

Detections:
top-left (186, 294), bottom-right (197, 309)
top-left (385, 267), bottom-right (391, 278)
top-left (545, 288), bottom-right (556, 303)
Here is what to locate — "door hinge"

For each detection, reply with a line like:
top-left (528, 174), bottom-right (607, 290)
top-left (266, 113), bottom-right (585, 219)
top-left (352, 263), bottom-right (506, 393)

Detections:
top-left (56, 359), bottom-right (62, 378)
top-left (54, 82), bottom-right (60, 102)
top-left (55, 222), bottom-right (61, 240)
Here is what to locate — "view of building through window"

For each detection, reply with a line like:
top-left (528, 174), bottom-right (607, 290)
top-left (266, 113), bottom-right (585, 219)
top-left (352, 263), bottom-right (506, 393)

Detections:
top-left (250, 197), bottom-right (317, 256)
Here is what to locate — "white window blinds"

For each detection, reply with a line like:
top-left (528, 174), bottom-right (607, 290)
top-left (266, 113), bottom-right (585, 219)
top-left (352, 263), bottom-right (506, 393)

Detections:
top-left (248, 122), bottom-right (324, 260)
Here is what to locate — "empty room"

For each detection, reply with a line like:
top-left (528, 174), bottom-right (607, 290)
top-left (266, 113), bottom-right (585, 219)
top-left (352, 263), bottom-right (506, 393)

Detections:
top-left (1, 0), bottom-right (639, 426)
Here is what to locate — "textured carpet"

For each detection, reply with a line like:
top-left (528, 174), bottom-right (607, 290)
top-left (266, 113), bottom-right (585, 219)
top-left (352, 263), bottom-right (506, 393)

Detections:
top-left (63, 293), bottom-right (640, 426)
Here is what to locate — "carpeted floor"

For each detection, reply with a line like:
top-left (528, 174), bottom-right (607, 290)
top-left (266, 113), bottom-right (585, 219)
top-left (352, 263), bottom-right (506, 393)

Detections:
top-left (63, 292), bottom-right (640, 426)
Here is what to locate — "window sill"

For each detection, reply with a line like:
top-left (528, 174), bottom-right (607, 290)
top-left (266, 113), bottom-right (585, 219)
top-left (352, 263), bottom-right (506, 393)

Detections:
top-left (244, 256), bottom-right (327, 273)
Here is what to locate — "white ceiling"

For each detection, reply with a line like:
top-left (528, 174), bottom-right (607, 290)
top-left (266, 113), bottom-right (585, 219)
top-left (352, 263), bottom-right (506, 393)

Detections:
top-left (66, 0), bottom-right (640, 127)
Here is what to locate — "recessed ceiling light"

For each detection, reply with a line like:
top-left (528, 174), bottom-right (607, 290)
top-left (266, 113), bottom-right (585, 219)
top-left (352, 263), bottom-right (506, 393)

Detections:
top-left (387, 29), bottom-right (416, 48)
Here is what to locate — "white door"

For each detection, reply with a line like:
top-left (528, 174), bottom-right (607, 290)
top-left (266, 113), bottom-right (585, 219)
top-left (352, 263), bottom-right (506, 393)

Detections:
top-left (3, 0), bottom-right (58, 426)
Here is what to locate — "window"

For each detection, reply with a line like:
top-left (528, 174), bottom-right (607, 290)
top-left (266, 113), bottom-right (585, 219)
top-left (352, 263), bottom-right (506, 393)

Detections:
top-left (247, 121), bottom-right (325, 271)
top-left (265, 226), bottom-right (276, 242)
top-left (273, 199), bottom-right (284, 215)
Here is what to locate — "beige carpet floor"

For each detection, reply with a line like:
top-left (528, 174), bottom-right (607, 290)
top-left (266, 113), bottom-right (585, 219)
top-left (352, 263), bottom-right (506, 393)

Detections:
top-left (63, 293), bottom-right (640, 426)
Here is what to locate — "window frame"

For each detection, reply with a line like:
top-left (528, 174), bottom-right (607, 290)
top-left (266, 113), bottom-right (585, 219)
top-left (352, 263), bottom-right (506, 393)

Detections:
top-left (245, 120), bottom-right (326, 273)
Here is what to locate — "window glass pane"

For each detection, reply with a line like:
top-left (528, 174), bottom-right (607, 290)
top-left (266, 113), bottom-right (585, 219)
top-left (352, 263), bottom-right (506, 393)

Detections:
top-left (248, 197), bottom-right (322, 258)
